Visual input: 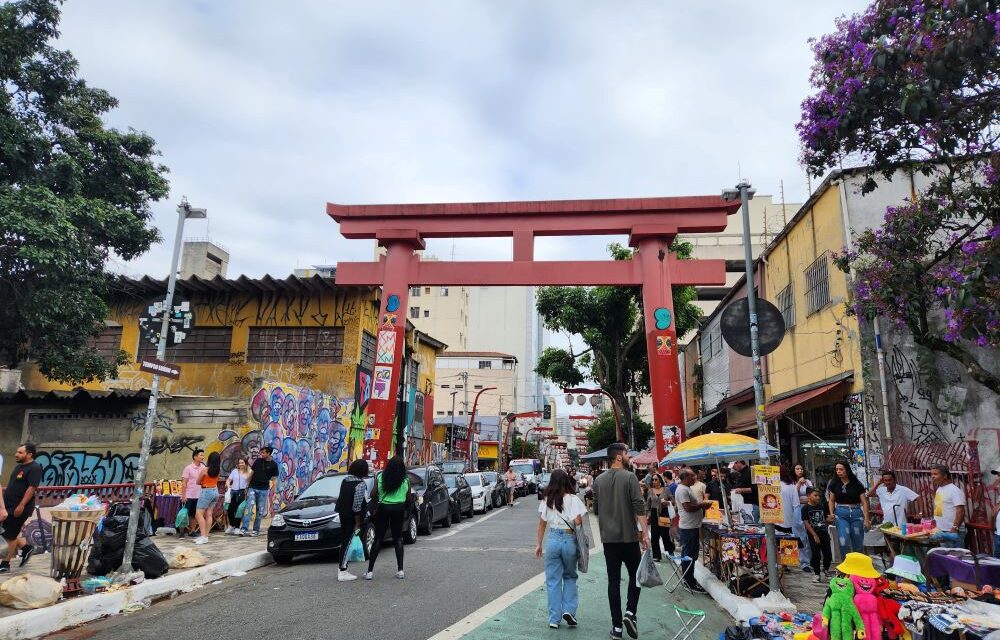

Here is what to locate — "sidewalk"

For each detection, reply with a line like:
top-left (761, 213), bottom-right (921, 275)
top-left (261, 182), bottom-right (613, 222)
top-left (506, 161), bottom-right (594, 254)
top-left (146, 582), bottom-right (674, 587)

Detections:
top-left (0, 531), bottom-right (269, 637)
top-left (459, 554), bottom-right (729, 640)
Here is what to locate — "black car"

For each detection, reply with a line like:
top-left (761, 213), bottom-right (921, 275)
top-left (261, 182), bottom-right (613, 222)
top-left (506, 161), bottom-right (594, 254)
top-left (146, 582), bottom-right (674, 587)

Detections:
top-left (443, 473), bottom-right (474, 522)
top-left (481, 471), bottom-right (505, 508)
top-left (266, 472), bottom-right (418, 565)
top-left (409, 465), bottom-right (453, 534)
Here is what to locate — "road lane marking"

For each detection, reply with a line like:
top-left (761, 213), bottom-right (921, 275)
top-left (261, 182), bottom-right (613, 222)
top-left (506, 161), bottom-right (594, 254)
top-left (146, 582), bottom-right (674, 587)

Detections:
top-left (425, 504), bottom-right (509, 540)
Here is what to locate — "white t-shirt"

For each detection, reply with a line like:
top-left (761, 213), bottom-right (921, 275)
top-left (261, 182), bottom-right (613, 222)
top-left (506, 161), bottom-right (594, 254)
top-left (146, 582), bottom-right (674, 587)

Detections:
top-left (933, 483), bottom-right (966, 531)
top-left (228, 469), bottom-right (250, 491)
top-left (876, 484), bottom-right (919, 526)
top-left (539, 494), bottom-right (586, 530)
top-left (780, 482), bottom-right (799, 528)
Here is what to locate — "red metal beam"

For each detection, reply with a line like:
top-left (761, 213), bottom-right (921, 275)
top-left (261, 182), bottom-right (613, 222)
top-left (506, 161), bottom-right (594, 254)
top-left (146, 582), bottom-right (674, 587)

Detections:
top-left (335, 256), bottom-right (726, 287)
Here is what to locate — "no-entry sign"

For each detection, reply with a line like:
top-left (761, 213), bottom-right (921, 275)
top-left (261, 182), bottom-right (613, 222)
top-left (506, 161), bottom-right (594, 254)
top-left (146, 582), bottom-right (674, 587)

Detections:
top-left (139, 358), bottom-right (181, 380)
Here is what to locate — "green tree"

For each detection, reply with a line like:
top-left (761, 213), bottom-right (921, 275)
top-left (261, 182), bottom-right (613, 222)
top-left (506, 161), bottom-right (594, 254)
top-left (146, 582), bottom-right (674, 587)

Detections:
top-left (510, 433), bottom-right (538, 460)
top-left (0, 0), bottom-right (170, 383)
top-left (586, 410), bottom-right (652, 453)
top-left (535, 242), bottom-right (700, 444)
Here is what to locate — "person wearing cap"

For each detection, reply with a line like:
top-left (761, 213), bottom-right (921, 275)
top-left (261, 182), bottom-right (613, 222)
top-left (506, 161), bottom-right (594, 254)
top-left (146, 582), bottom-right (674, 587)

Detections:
top-left (239, 446), bottom-right (279, 536)
top-left (884, 554), bottom-right (925, 587)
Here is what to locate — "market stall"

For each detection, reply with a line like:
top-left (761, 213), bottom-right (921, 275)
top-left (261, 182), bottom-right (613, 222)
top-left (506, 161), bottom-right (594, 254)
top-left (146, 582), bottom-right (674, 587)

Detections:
top-left (702, 523), bottom-right (801, 597)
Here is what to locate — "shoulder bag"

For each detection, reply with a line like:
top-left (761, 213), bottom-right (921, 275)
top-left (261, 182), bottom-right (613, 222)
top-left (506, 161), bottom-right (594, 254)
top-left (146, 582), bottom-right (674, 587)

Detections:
top-left (556, 503), bottom-right (591, 574)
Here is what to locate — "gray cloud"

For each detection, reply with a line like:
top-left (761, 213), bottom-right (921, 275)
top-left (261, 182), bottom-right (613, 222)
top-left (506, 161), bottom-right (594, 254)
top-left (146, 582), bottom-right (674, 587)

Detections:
top-left (56, 0), bottom-right (869, 277)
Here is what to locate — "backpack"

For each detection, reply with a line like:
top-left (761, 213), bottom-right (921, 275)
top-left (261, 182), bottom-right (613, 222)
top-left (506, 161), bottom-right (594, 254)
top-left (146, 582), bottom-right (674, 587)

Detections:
top-left (336, 477), bottom-right (363, 516)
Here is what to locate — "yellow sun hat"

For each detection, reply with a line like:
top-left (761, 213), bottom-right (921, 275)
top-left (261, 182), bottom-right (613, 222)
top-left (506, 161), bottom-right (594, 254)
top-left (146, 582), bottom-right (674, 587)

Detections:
top-left (836, 552), bottom-right (881, 578)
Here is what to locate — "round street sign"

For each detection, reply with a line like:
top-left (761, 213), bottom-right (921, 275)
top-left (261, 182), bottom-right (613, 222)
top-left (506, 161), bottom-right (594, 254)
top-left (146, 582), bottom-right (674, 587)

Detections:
top-left (721, 297), bottom-right (785, 357)
top-left (139, 299), bottom-right (195, 348)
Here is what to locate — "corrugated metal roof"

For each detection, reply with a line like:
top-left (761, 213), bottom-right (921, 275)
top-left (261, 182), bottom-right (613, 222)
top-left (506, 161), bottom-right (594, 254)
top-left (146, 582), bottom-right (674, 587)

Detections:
top-left (107, 274), bottom-right (370, 299)
top-left (0, 388), bottom-right (163, 403)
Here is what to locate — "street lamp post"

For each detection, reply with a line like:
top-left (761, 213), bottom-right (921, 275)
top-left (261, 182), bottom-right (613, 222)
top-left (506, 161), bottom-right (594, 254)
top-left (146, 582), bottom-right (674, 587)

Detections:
top-left (723, 179), bottom-right (780, 595)
top-left (120, 198), bottom-right (206, 575)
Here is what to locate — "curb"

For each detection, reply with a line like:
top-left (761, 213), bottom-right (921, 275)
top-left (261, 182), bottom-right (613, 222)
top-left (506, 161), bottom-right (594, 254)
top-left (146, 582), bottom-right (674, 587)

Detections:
top-left (2, 550), bottom-right (273, 640)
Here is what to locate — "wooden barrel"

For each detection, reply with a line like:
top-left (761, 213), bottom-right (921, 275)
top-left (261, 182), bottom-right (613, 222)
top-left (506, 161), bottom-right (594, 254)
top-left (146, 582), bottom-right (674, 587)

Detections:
top-left (49, 509), bottom-right (103, 594)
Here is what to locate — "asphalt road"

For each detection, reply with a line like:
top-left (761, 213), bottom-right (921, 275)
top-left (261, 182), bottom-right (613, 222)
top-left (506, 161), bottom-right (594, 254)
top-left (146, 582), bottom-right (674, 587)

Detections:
top-left (50, 499), bottom-right (544, 640)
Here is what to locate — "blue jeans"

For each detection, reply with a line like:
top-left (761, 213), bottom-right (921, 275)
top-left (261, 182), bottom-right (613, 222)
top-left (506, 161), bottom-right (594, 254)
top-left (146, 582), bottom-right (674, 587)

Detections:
top-left (835, 505), bottom-right (864, 553)
top-left (679, 528), bottom-right (700, 588)
top-left (240, 488), bottom-right (270, 533)
top-left (544, 530), bottom-right (578, 625)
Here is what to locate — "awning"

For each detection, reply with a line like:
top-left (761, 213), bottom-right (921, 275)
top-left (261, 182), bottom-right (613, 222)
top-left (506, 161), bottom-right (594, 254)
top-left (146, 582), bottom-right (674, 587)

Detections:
top-left (684, 409), bottom-right (724, 436)
top-left (727, 379), bottom-right (848, 430)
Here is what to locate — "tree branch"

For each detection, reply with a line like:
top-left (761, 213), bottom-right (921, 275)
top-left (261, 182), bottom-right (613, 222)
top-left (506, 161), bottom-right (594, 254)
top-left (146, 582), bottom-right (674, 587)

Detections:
top-left (915, 334), bottom-right (1000, 395)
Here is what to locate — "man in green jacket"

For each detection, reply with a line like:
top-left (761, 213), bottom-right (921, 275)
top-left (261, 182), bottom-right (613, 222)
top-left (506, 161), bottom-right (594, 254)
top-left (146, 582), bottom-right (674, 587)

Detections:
top-left (593, 443), bottom-right (649, 640)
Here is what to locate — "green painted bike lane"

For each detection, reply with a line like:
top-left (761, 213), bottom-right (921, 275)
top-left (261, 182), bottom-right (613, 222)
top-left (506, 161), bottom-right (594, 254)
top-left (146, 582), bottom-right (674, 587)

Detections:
top-left (461, 554), bottom-right (730, 640)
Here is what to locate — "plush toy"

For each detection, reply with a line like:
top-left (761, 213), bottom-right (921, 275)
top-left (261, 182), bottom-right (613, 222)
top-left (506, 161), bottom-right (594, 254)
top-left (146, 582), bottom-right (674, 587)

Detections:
top-left (874, 577), bottom-right (905, 640)
top-left (812, 612), bottom-right (829, 640)
top-left (823, 577), bottom-right (866, 640)
top-left (850, 575), bottom-right (882, 640)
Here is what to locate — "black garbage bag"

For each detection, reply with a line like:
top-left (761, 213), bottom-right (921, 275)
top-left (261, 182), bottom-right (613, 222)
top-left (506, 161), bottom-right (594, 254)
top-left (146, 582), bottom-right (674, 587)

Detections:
top-left (86, 514), bottom-right (159, 576)
top-left (131, 537), bottom-right (169, 579)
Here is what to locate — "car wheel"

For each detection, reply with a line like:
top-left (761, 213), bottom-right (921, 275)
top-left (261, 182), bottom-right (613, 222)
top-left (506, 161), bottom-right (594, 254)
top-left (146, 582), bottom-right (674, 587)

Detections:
top-left (465, 501), bottom-right (474, 518)
top-left (404, 513), bottom-right (418, 544)
top-left (494, 493), bottom-right (503, 508)
top-left (363, 523), bottom-right (377, 555)
top-left (418, 505), bottom-right (432, 535)
top-left (440, 507), bottom-right (451, 528)
top-left (451, 504), bottom-right (461, 523)
top-left (271, 553), bottom-right (293, 565)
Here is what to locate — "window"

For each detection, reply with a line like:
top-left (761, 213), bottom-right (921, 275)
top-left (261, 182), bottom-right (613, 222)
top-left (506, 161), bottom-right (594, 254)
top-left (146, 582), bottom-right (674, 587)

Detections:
top-left (776, 285), bottom-right (795, 330)
top-left (246, 327), bottom-right (344, 363)
top-left (703, 326), bottom-right (722, 362)
top-left (440, 287), bottom-right (449, 296)
top-left (138, 326), bottom-right (233, 363)
top-left (478, 360), bottom-right (492, 369)
top-left (424, 287), bottom-right (431, 294)
top-left (360, 331), bottom-right (376, 371)
top-left (410, 287), bottom-right (421, 297)
top-left (423, 310), bottom-right (430, 318)
top-left (437, 411), bottom-right (445, 416)
top-left (474, 384), bottom-right (483, 389)
top-left (409, 307), bottom-right (420, 319)
top-left (408, 359), bottom-right (418, 386)
top-left (441, 384), bottom-right (450, 389)
top-left (88, 326), bottom-right (123, 363)
top-left (455, 384), bottom-right (463, 389)
top-left (805, 254), bottom-right (830, 314)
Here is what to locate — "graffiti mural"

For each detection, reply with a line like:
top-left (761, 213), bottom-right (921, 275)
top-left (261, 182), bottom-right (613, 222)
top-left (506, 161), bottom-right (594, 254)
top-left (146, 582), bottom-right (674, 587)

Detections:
top-left (130, 410), bottom-right (175, 433)
top-left (888, 345), bottom-right (960, 445)
top-left (150, 434), bottom-right (206, 456)
top-left (845, 393), bottom-right (868, 484)
top-left (35, 450), bottom-right (141, 486)
top-left (209, 380), bottom-right (355, 514)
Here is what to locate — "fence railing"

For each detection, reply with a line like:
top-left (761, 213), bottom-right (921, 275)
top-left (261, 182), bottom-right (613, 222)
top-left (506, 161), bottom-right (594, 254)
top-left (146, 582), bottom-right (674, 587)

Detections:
top-left (35, 483), bottom-right (158, 508)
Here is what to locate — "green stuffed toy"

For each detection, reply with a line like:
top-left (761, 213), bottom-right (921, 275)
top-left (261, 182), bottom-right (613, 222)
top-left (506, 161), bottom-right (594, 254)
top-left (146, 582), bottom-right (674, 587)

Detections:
top-left (823, 577), bottom-right (866, 640)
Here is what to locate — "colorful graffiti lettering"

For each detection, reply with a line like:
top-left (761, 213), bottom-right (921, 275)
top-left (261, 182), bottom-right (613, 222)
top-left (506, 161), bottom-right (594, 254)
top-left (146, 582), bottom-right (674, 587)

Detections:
top-left (35, 450), bottom-right (140, 486)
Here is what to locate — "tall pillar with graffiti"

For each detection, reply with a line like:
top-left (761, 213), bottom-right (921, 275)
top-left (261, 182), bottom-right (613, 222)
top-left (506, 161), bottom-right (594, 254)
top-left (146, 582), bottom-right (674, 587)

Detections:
top-left (366, 236), bottom-right (421, 470)
top-left (634, 233), bottom-right (685, 462)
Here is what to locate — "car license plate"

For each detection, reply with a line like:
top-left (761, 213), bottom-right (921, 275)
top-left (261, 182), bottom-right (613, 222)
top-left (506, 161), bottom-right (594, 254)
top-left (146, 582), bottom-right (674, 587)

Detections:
top-left (294, 531), bottom-right (319, 541)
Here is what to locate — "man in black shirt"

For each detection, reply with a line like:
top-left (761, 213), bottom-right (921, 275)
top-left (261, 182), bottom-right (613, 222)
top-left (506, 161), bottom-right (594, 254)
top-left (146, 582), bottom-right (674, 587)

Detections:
top-left (1, 443), bottom-right (43, 572)
top-left (239, 446), bottom-right (279, 536)
top-left (731, 460), bottom-right (759, 521)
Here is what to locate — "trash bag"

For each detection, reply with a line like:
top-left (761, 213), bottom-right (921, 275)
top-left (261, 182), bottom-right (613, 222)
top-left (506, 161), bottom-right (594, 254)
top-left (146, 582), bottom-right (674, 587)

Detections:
top-left (169, 546), bottom-right (207, 569)
top-left (636, 549), bottom-right (663, 588)
top-left (132, 537), bottom-right (169, 579)
top-left (0, 574), bottom-right (63, 609)
top-left (175, 507), bottom-right (190, 530)
top-left (235, 500), bottom-right (247, 519)
top-left (346, 533), bottom-right (365, 562)
top-left (88, 515), bottom-right (131, 576)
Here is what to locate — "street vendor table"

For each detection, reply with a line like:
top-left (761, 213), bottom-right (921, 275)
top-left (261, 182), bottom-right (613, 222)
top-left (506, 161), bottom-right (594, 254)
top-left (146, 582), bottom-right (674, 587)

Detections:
top-left (154, 494), bottom-right (182, 528)
top-left (702, 523), bottom-right (798, 596)
top-left (925, 551), bottom-right (1000, 589)
top-left (883, 529), bottom-right (948, 589)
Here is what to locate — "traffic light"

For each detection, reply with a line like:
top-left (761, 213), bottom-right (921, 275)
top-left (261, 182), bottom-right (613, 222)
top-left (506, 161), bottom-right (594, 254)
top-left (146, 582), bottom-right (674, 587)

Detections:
top-left (543, 404), bottom-right (552, 420)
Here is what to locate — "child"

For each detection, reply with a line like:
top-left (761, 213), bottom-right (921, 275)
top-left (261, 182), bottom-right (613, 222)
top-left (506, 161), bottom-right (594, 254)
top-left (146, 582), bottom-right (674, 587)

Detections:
top-left (802, 487), bottom-right (833, 582)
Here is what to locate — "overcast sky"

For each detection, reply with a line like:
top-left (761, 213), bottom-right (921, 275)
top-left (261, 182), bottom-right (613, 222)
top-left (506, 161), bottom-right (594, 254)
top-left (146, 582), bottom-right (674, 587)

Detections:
top-left (56, 1), bottom-right (870, 278)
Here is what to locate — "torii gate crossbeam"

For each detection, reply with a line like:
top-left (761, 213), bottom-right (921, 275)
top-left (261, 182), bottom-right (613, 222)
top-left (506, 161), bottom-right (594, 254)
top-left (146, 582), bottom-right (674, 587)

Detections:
top-left (328, 196), bottom-right (739, 469)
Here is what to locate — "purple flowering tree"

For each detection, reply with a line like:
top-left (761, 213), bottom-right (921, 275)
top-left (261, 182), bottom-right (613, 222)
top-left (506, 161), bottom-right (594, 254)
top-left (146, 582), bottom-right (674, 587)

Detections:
top-left (799, 0), bottom-right (1000, 394)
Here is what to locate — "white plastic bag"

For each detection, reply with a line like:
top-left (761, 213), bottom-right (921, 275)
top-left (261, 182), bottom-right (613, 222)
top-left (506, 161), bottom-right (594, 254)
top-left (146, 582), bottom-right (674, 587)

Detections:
top-left (0, 574), bottom-right (63, 609)
top-left (224, 489), bottom-right (232, 507)
top-left (636, 549), bottom-right (663, 588)
top-left (169, 546), bottom-right (208, 569)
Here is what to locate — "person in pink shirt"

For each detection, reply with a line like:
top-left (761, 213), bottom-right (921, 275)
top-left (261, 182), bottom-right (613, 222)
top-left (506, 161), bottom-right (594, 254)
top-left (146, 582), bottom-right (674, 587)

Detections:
top-left (180, 449), bottom-right (205, 538)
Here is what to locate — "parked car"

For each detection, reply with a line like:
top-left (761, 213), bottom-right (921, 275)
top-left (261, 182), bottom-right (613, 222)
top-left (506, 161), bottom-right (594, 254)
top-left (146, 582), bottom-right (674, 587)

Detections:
top-left (443, 473), bottom-right (474, 522)
top-left (464, 472), bottom-right (492, 513)
top-left (409, 465), bottom-right (453, 534)
top-left (266, 471), bottom-right (418, 565)
top-left (481, 471), bottom-right (505, 508)
top-left (536, 472), bottom-right (553, 499)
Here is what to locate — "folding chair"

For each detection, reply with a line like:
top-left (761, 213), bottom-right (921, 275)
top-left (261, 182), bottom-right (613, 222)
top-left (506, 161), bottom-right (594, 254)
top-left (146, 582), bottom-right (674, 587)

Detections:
top-left (671, 605), bottom-right (706, 640)
top-left (662, 553), bottom-right (694, 594)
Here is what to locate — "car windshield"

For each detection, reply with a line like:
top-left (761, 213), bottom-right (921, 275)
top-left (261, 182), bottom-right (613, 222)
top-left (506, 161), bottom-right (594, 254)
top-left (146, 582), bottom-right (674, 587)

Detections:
top-left (298, 475), bottom-right (347, 500)
top-left (483, 472), bottom-right (497, 483)
top-left (511, 464), bottom-right (534, 475)
top-left (464, 474), bottom-right (481, 486)
top-left (407, 471), bottom-right (424, 489)
top-left (541, 473), bottom-right (552, 481)
top-left (444, 475), bottom-right (458, 488)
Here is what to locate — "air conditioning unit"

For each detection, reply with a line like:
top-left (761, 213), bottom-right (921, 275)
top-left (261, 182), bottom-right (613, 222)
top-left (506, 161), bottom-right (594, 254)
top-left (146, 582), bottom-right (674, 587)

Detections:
top-left (0, 369), bottom-right (22, 393)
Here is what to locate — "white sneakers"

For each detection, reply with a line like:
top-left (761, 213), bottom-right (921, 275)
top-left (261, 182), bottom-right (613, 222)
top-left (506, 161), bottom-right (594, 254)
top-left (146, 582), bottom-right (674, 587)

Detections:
top-left (337, 570), bottom-right (357, 582)
top-left (363, 571), bottom-right (374, 580)
top-left (224, 526), bottom-right (235, 535)
top-left (396, 570), bottom-right (405, 579)
top-left (193, 536), bottom-right (209, 545)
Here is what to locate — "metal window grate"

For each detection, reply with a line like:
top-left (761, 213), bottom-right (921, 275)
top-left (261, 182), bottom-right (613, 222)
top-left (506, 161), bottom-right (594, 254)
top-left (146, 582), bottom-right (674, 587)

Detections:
top-left (409, 307), bottom-right (420, 319)
top-left (88, 327), bottom-right (123, 362)
top-left (776, 285), bottom-right (795, 329)
top-left (360, 331), bottom-right (376, 371)
top-left (138, 326), bottom-right (233, 363)
top-left (804, 254), bottom-right (830, 315)
top-left (478, 360), bottom-right (492, 369)
top-left (246, 327), bottom-right (344, 363)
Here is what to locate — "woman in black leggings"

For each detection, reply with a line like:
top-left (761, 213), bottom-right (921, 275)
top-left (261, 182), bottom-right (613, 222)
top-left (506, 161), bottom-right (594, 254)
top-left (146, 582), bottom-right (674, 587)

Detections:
top-left (365, 456), bottom-right (410, 580)
top-left (647, 473), bottom-right (675, 560)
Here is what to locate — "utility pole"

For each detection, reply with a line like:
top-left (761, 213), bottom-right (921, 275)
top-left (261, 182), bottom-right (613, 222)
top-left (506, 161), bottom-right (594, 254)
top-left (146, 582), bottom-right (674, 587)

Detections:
top-left (449, 391), bottom-right (458, 460)
top-left (120, 199), bottom-right (206, 575)
top-left (727, 179), bottom-right (781, 595)
top-left (461, 370), bottom-right (470, 458)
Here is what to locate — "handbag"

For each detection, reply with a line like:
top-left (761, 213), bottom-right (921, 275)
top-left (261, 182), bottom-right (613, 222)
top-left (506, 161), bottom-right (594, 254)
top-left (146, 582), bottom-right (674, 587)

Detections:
top-left (557, 508), bottom-right (591, 574)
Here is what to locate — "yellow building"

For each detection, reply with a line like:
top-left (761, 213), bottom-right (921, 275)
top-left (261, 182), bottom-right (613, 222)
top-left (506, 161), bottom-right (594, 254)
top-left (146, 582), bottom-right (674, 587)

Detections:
top-left (5, 275), bottom-right (444, 509)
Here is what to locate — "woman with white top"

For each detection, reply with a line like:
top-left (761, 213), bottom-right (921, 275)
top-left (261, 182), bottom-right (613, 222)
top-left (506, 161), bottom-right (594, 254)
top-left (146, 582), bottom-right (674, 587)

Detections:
top-left (225, 457), bottom-right (251, 535)
top-left (535, 469), bottom-right (586, 630)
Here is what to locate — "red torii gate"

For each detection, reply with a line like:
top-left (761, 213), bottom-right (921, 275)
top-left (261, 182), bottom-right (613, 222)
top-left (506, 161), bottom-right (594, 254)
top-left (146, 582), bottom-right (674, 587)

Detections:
top-left (328, 196), bottom-right (739, 469)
